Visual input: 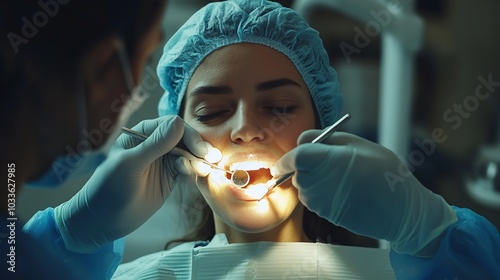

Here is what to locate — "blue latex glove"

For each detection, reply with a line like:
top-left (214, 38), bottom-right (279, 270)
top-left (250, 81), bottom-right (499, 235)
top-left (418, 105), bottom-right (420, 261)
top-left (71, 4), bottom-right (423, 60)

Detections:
top-left (54, 115), bottom-right (210, 253)
top-left (272, 131), bottom-right (457, 256)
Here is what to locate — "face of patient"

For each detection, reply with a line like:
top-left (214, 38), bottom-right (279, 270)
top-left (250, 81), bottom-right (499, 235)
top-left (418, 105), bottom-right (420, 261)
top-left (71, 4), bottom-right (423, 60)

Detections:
top-left (183, 43), bottom-right (316, 240)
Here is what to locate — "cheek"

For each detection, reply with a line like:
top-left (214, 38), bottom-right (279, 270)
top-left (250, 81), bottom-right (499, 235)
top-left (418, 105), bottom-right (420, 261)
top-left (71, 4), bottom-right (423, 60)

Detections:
top-left (200, 129), bottom-right (226, 146)
top-left (186, 121), bottom-right (229, 149)
top-left (272, 125), bottom-right (310, 152)
top-left (268, 109), bottom-right (316, 149)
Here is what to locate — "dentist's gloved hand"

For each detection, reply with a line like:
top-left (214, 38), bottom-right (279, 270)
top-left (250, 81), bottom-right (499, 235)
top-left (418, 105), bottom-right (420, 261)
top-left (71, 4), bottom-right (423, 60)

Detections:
top-left (54, 115), bottom-right (212, 253)
top-left (272, 131), bottom-right (457, 256)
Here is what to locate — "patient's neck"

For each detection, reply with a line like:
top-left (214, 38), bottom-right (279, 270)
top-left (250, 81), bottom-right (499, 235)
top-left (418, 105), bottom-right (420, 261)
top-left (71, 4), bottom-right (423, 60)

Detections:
top-left (214, 204), bottom-right (311, 243)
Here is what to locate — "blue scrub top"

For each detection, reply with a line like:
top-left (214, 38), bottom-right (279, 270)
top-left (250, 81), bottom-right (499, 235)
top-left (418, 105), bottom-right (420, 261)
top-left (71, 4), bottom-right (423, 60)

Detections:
top-left (0, 208), bottom-right (123, 279)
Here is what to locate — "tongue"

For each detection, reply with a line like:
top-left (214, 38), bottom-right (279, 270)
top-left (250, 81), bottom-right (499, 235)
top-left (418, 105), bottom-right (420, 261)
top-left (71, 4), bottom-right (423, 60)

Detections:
top-left (247, 168), bottom-right (272, 185)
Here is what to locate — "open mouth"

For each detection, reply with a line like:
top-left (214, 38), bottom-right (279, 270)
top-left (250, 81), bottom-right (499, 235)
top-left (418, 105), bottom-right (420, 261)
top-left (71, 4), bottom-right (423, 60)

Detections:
top-left (225, 162), bottom-right (273, 187)
top-left (226, 168), bottom-right (273, 186)
top-left (246, 168), bottom-right (273, 185)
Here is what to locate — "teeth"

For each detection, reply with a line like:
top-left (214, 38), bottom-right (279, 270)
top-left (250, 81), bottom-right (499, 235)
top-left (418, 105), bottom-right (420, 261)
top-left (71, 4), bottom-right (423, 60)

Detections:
top-left (229, 161), bottom-right (269, 171)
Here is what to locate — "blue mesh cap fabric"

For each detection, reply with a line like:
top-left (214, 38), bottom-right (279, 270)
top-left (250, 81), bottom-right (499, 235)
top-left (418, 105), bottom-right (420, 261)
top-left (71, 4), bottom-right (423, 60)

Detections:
top-left (157, 0), bottom-right (343, 128)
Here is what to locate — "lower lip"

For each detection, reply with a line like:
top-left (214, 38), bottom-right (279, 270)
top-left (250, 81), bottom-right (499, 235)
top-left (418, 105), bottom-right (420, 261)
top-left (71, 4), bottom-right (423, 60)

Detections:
top-left (227, 183), bottom-right (269, 201)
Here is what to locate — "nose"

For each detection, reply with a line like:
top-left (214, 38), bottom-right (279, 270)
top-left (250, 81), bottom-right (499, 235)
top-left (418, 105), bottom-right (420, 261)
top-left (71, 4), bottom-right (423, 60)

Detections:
top-left (230, 105), bottom-right (267, 144)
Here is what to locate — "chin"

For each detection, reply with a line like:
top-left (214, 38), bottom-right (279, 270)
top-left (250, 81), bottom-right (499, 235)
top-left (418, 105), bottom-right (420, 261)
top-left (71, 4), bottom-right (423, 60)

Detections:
top-left (219, 205), bottom-right (292, 233)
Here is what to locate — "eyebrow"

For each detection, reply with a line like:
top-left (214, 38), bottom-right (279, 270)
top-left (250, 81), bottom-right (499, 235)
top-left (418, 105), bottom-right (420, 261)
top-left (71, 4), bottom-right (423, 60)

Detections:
top-left (189, 85), bottom-right (233, 96)
top-left (189, 78), bottom-right (302, 96)
top-left (256, 78), bottom-right (302, 91)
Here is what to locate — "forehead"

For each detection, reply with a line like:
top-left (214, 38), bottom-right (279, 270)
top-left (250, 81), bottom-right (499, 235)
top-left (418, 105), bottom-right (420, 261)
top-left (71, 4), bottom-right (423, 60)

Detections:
top-left (187, 43), bottom-right (306, 88)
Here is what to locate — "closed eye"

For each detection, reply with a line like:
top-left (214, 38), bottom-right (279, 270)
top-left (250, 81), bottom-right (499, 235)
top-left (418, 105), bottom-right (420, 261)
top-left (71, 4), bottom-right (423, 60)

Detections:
top-left (264, 106), bottom-right (298, 115)
top-left (195, 110), bottom-right (230, 122)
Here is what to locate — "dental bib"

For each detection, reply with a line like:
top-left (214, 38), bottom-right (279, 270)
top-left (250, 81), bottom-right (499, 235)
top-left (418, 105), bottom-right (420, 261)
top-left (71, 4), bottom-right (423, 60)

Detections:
top-left (113, 234), bottom-right (395, 279)
top-left (192, 242), bottom-right (395, 279)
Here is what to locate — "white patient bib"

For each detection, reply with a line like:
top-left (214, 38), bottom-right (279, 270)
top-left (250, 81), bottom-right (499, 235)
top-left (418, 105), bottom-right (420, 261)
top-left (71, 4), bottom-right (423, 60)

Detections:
top-left (113, 234), bottom-right (395, 279)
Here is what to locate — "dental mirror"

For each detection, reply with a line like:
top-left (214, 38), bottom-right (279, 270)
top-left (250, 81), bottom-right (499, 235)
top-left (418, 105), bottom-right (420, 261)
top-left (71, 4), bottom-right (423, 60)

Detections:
top-left (231, 169), bottom-right (250, 187)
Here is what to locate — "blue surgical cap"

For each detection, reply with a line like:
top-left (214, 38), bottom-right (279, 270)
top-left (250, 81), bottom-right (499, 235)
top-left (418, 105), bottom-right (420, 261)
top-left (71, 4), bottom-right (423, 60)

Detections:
top-left (157, 0), bottom-right (343, 128)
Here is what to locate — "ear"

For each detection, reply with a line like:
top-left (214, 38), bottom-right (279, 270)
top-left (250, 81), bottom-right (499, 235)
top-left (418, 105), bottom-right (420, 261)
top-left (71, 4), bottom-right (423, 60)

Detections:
top-left (80, 36), bottom-right (130, 140)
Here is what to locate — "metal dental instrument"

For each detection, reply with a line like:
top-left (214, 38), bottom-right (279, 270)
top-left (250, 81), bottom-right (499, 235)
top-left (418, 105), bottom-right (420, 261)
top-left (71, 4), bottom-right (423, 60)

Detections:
top-left (121, 127), bottom-right (250, 187)
top-left (259, 113), bottom-right (351, 200)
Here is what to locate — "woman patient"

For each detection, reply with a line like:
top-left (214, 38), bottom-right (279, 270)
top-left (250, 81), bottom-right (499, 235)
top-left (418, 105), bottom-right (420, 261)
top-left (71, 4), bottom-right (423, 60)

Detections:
top-left (114, 1), bottom-right (500, 279)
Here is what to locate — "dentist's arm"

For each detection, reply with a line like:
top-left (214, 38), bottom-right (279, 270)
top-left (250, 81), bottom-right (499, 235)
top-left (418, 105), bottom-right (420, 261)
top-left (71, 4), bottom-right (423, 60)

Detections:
top-left (54, 115), bottom-right (209, 254)
top-left (273, 130), bottom-right (500, 277)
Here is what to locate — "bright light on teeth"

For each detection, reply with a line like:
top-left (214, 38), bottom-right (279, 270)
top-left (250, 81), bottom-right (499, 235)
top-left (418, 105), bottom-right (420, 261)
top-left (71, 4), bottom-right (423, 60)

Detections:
top-left (229, 161), bottom-right (269, 171)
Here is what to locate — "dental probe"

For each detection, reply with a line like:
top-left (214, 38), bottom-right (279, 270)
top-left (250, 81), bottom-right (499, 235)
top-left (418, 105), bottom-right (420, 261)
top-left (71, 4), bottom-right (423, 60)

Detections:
top-left (259, 113), bottom-right (351, 200)
top-left (121, 127), bottom-right (250, 187)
